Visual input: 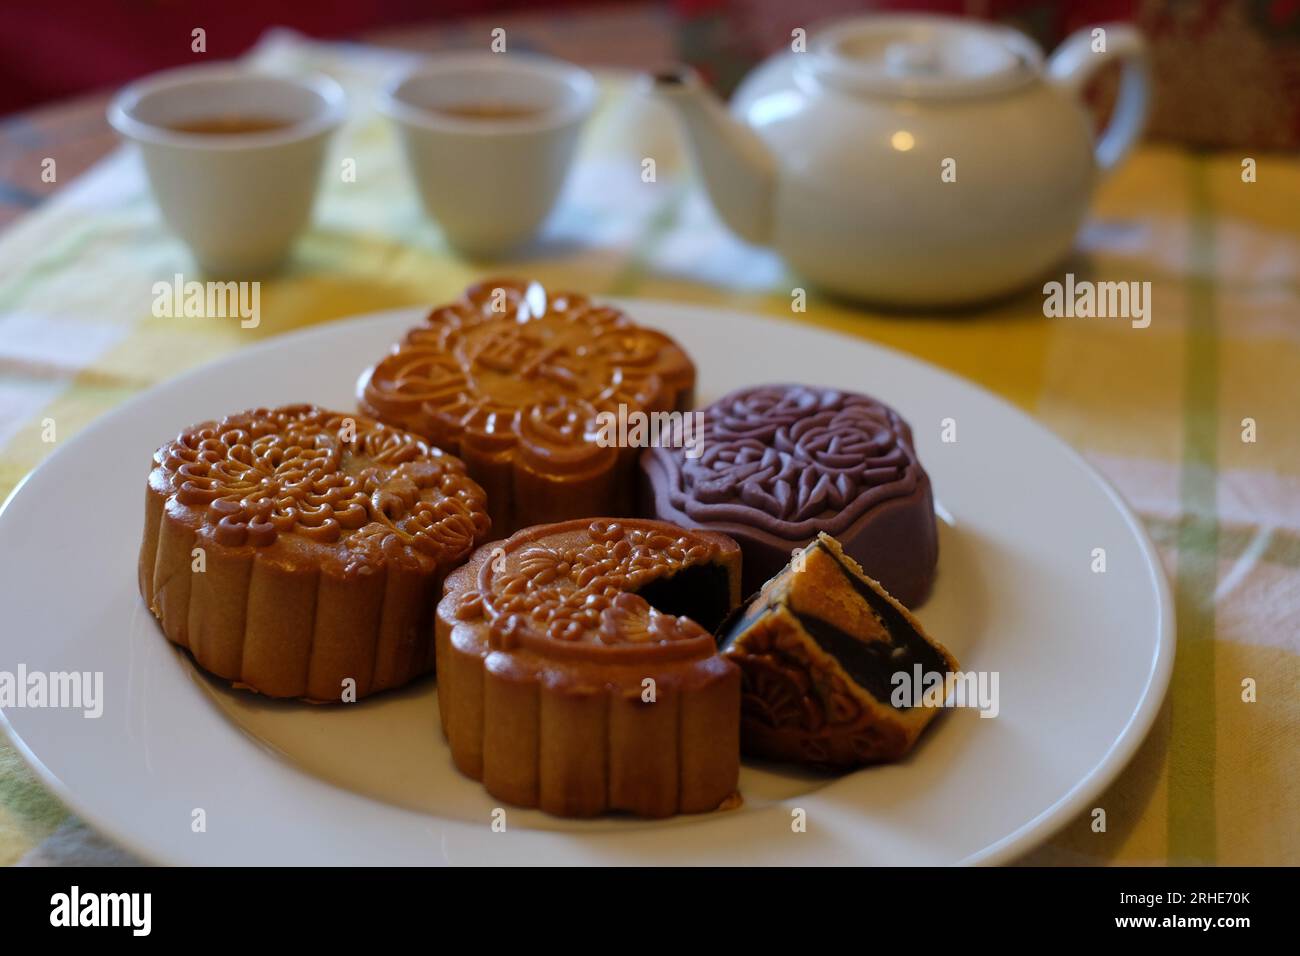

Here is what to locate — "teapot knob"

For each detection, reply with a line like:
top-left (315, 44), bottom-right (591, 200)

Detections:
top-left (883, 41), bottom-right (942, 77)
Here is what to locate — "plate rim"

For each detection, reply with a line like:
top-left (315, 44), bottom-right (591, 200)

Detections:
top-left (0, 298), bottom-right (1175, 866)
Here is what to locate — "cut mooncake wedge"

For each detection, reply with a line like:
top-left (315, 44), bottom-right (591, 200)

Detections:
top-left (719, 532), bottom-right (958, 768)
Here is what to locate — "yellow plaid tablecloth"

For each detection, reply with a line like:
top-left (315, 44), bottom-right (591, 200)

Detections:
top-left (1, 33), bottom-right (1296, 866)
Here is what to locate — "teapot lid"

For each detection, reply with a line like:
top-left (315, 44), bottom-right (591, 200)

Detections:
top-left (806, 14), bottom-right (1043, 98)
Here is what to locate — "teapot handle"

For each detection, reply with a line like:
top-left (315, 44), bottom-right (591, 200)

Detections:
top-left (1047, 24), bottom-right (1151, 178)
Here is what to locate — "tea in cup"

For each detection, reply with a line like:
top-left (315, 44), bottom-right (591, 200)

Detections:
top-left (109, 65), bottom-right (346, 276)
top-left (380, 53), bottom-right (597, 258)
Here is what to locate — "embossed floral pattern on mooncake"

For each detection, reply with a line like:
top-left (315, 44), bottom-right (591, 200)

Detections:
top-left (157, 404), bottom-right (489, 565)
top-left (642, 383), bottom-right (939, 606)
top-left (452, 519), bottom-right (718, 647)
top-left (140, 404), bottom-right (492, 701)
top-left (670, 385), bottom-right (920, 531)
top-left (435, 517), bottom-right (743, 817)
top-left (359, 279), bottom-right (696, 533)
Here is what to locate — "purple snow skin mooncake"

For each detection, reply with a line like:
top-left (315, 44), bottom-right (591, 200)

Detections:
top-left (639, 384), bottom-right (938, 607)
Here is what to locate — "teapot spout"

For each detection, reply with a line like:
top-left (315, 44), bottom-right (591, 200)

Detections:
top-left (648, 66), bottom-right (776, 246)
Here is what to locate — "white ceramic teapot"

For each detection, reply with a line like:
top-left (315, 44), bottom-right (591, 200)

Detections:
top-left (651, 15), bottom-right (1150, 307)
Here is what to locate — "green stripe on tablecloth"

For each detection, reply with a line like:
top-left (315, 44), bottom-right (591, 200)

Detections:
top-left (1147, 517), bottom-right (1299, 568)
top-left (1168, 152), bottom-right (1219, 864)
top-left (0, 221), bottom-right (103, 313)
top-left (0, 735), bottom-right (68, 833)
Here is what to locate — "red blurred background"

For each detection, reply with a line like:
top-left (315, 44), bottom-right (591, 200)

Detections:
top-left (4, 0), bottom-right (1300, 147)
top-left (1, 1), bottom-right (603, 115)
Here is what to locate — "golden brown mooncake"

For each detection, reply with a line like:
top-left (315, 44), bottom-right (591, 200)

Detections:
top-left (719, 533), bottom-right (958, 768)
top-left (357, 279), bottom-right (695, 535)
top-left (436, 518), bottom-right (742, 818)
top-left (139, 404), bottom-right (491, 701)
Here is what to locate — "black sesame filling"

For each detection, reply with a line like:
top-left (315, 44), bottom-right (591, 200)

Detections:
top-left (720, 540), bottom-right (949, 708)
top-left (635, 561), bottom-right (733, 634)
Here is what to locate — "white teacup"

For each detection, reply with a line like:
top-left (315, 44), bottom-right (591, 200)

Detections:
top-left (109, 65), bottom-right (345, 276)
top-left (380, 53), bottom-right (597, 258)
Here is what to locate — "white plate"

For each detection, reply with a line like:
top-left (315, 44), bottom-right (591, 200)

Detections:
top-left (0, 300), bottom-right (1173, 865)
